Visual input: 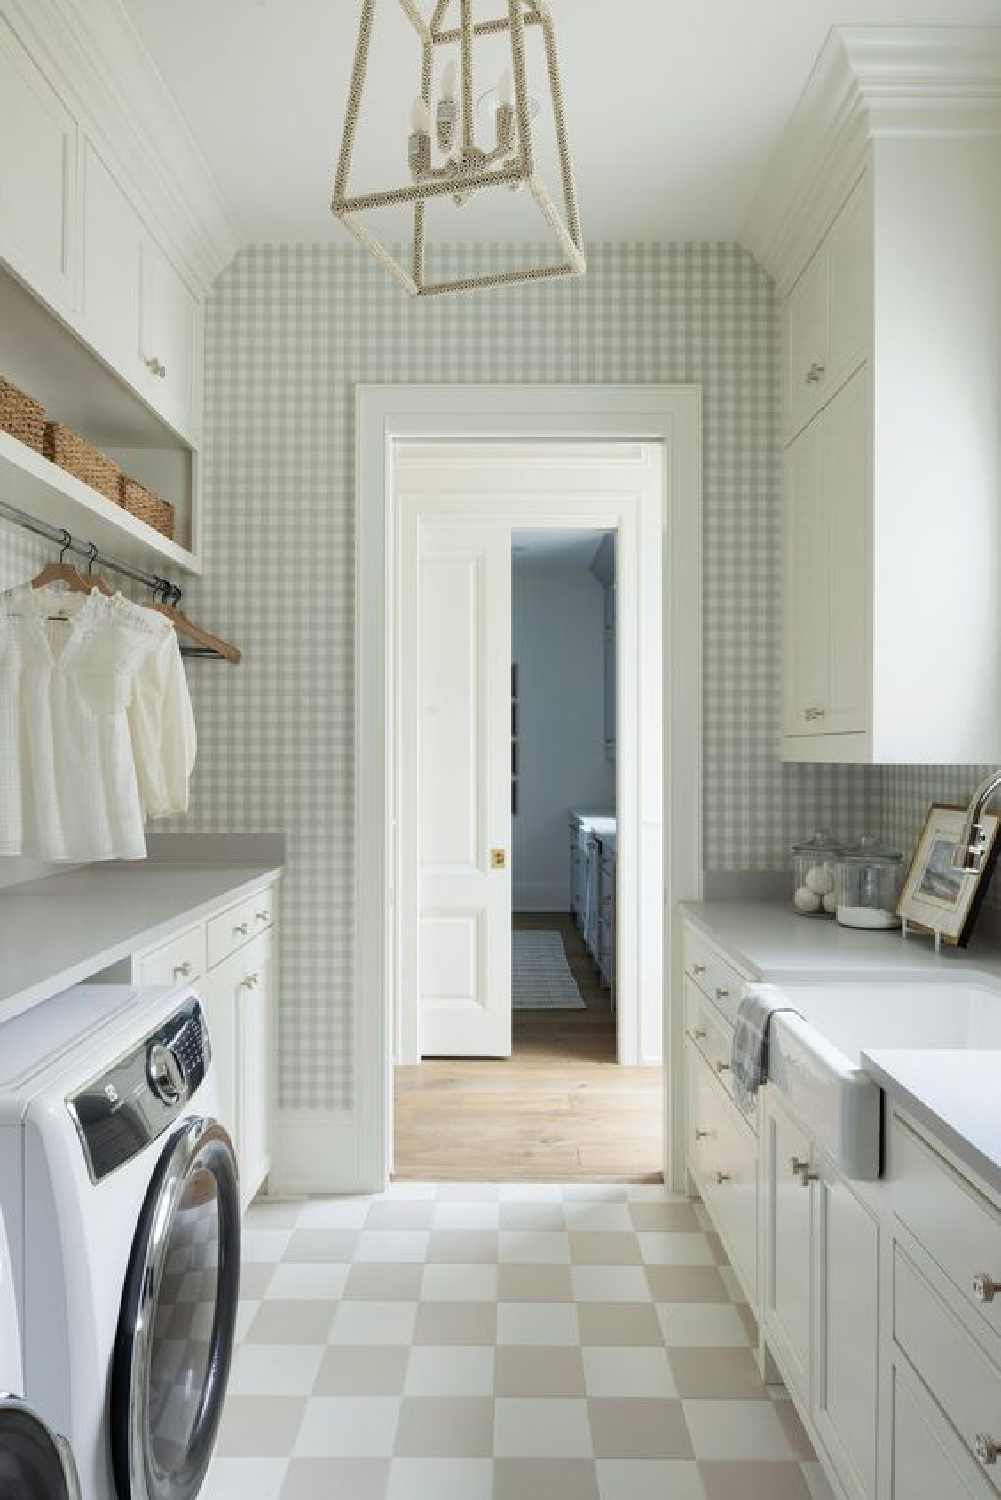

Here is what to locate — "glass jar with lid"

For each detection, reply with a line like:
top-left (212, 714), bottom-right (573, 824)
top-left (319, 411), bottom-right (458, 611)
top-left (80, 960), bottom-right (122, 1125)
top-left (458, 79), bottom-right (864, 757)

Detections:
top-left (792, 831), bottom-right (844, 917)
top-left (836, 835), bottom-right (903, 929)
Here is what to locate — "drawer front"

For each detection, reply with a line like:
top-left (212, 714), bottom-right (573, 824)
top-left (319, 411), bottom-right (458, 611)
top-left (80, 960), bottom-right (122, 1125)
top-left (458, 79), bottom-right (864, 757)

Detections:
top-left (681, 924), bottom-right (743, 1026)
top-left (891, 1361), bottom-right (988, 1500)
top-left (894, 1246), bottom-right (1001, 1493)
top-left (207, 889), bottom-right (275, 970)
top-left (687, 1042), bottom-right (757, 1301)
top-left (138, 923), bottom-right (206, 986)
top-left (891, 1117), bottom-right (1001, 1340)
top-left (684, 977), bottom-right (739, 1111)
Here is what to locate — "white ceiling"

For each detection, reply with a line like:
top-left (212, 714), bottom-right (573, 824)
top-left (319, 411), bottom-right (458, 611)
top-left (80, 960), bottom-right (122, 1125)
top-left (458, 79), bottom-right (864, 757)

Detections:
top-left (512, 529), bottom-right (608, 568)
top-left (122, 0), bottom-right (1001, 246)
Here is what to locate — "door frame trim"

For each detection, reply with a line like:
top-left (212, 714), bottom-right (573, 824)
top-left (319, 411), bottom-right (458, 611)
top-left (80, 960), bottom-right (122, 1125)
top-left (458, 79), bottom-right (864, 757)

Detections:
top-left (355, 385), bottom-right (704, 1192)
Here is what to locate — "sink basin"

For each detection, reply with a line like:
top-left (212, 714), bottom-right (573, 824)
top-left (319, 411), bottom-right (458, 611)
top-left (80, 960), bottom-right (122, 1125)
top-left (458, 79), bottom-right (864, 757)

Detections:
top-left (753, 974), bottom-right (1001, 1180)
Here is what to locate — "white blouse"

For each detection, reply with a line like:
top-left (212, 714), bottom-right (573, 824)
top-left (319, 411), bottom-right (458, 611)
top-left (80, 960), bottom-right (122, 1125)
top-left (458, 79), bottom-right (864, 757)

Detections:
top-left (1, 587), bottom-right (195, 862)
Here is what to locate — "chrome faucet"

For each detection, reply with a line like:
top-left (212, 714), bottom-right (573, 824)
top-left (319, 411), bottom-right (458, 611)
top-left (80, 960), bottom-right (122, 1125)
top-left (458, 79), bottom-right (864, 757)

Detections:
top-left (953, 769), bottom-right (1001, 873)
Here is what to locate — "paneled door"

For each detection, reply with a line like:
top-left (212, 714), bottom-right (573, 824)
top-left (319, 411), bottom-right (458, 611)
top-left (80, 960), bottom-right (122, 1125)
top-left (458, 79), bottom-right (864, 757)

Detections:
top-left (416, 521), bottom-right (512, 1057)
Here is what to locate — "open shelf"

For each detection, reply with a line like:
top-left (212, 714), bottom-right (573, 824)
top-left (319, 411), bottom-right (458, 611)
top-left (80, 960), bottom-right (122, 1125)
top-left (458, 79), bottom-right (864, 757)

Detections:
top-left (0, 429), bottom-right (200, 575)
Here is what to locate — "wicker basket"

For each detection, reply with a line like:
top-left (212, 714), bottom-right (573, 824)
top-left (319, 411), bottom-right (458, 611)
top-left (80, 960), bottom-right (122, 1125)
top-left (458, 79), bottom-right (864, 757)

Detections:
top-left (120, 474), bottom-right (175, 541)
top-left (43, 423), bottom-right (120, 505)
top-left (0, 377), bottom-right (45, 453)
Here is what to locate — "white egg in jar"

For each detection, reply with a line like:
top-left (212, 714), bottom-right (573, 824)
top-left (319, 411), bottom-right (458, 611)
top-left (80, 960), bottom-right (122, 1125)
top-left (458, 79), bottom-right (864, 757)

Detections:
top-left (794, 886), bottom-right (822, 913)
top-left (822, 890), bottom-right (838, 914)
top-left (805, 863), bottom-right (836, 897)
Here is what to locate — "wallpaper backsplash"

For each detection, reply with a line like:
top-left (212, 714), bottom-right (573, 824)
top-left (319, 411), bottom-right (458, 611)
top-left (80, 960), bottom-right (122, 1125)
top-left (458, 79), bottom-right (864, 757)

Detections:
top-left (1, 241), bottom-right (989, 1112)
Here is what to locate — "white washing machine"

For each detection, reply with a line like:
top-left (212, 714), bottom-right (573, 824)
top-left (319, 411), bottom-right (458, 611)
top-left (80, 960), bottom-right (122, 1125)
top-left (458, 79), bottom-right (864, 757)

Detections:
top-left (0, 1203), bottom-right (81, 1498)
top-left (0, 982), bottom-right (241, 1500)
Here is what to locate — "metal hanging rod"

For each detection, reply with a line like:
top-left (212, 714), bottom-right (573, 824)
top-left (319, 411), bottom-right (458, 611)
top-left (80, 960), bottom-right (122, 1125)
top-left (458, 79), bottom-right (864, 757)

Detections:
top-left (0, 498), bottom-right (183, 604)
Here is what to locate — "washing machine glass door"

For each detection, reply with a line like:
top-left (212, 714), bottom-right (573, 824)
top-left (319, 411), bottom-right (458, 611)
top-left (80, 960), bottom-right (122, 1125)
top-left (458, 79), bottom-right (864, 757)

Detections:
top-left (112, 1118), bottom-right (240, 1500)
top-left (0, 1398), bottom-right (81, 1500)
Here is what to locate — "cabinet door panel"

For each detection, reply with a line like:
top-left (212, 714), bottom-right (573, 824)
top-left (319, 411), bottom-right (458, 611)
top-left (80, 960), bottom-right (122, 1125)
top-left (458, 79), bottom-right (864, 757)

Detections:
top-left (140, 235), bottom-right (199, 435)
top-left (783, 416), bottom-right (828, 735)
top-left (237, 931), bottom-right (272, 1208)
top-left (764, 1102), bottom-right (812, 1405)
top-left (200, 957), bottom-right (239, 1148)
top-left (823, 370), bottom-right (869, 735)
top-left (82, 141), bottom-right (143, 381)
top-left (827, 177), bottom-right (870, 392)
top-left (0, 17), bottom-right (76, 311)
top-left (785, 249), bottom-right (828, 439)
top-left (891, 1363), bottom-right (985, 1500)
top-left (816, 1167), bottom-right (878, 1500)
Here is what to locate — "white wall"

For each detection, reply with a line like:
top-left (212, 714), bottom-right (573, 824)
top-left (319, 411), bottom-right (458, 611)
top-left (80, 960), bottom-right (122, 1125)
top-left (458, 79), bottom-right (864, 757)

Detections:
top-left (512, 558), bottom-right (615, 911)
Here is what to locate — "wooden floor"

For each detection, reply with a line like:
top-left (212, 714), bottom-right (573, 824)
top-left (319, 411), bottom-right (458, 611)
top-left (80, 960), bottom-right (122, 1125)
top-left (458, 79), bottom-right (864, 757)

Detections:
top-left (394, 912), bottom-right (663, 1182)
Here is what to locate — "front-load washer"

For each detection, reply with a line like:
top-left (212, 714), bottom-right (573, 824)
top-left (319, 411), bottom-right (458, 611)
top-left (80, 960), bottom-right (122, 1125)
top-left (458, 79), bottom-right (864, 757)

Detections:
top-left (0, 1203), bottom-right (81, 1499)
top-left (0, 981), bottom-right (241, 1500)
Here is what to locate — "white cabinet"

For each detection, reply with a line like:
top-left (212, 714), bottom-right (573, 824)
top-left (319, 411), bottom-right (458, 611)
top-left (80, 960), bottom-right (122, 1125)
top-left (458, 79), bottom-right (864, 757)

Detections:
top-left (889, 1363), bottom-right (988, 1500)
top-left (763, 1106), bottom-right (812, 1406)
top-left (784, 175), bottom-right (870, 444)
top-left (82, 140), bottom-right (201, 441)
top-left (782, 367), bottom-right (869, 743)
top-left (0, 14), bottom-right (77, 314)
top-left (205, 928), bottom-right (273, 1210)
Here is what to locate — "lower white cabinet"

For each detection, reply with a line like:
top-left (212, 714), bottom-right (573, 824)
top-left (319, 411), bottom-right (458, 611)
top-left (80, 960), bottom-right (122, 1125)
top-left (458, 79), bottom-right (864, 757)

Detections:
top-left (763, 1104), bottom-right (812, 1406)
top-left (686, 1036), bottom-right (757, 1304)
top-left (889, 1361), bottom-right (989, 1500)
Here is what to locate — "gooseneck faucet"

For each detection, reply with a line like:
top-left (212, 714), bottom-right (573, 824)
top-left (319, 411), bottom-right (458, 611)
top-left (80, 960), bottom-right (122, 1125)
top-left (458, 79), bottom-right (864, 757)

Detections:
top-left (952, 769), bottom-right (1001, 873)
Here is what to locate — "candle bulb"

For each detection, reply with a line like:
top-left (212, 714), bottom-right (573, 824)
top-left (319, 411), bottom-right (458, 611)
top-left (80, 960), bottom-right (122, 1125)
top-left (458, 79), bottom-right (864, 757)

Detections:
top-left (442, 59), bottom-right (458, 101)
top-left (498, 66), bottom-right (514, 108)
top-left (411, 96), bottom-right (431, 135)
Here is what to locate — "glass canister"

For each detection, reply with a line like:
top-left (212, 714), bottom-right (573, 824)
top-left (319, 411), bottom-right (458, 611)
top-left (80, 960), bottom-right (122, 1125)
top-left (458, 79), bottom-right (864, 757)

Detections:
top-left (792, 832), bottom-right (844, 917)
top-left (836, 836), bottom-right (903, 929)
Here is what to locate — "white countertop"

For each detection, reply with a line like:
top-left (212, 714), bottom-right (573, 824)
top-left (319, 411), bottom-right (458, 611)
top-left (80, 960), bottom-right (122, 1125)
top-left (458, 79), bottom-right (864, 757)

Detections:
top-left (863, 1050), bottom-right (1001, 1197)
top-left (0, 860), bottom-right (282, 1017)
top-left (683, 900), bottom-right (1001, 1193)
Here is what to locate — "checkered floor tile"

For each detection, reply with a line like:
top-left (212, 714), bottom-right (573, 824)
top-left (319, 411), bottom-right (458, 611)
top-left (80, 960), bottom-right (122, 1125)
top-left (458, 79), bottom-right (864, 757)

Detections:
top-left (203, 1183), bottom-right (837, 1500)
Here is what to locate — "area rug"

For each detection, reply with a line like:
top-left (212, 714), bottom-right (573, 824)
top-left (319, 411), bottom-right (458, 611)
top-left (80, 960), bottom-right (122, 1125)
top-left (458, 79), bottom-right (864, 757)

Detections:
top-left (512, 929), bottom-right (586, 1010)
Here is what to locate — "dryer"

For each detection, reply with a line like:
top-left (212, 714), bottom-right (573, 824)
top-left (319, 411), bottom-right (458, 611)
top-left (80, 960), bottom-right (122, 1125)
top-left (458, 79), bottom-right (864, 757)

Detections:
top-left (0, 1204), bottom-right (81, 1499)
top-left (0, 982), bottom-right (240, 1500)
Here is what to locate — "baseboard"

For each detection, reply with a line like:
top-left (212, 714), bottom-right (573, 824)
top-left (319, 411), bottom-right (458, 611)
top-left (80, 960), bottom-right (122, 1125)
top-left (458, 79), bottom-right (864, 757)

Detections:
top-left (513, 882), bottom-right (570, 913)
top-left (269, 1109), bottom-right (367, 1197)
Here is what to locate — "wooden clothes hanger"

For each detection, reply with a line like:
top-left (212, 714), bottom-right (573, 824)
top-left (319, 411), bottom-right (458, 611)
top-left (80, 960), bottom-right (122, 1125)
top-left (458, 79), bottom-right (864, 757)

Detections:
top-left (147, 583), bottom-right (242, 665)
top-left (30, 537), bottom-right (113, 611)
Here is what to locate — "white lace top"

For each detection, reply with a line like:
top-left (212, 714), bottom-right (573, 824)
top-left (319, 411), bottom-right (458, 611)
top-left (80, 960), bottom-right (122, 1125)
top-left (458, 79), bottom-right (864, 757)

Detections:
top-left (0, 587), bottom-right (196, 862)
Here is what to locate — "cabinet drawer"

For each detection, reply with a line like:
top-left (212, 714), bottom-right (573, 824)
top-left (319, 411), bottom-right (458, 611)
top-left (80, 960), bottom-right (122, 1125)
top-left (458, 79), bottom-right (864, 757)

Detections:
top-left (684, 977), bottom-right (742, 1115)
top-left (687, 1041), bottom-right (757, 1301)
top-left (681, 925), bottom-right (744, 1026)
top-left (891, 1117), bottom-right (1001, 1340)
top-left (207, 890), bottom-right (275, 970)
top-left (137, 923), bottom-right (206, 986)
top-left (891, 1361), bottom-right (988, 1500)
top-left (894, 1246), bottom-right (1001, 1493)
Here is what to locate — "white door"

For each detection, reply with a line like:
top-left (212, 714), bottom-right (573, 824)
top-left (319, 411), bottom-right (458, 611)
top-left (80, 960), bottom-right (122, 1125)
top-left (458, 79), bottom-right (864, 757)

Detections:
top-left (417, 521), bottom-right (512, 1058)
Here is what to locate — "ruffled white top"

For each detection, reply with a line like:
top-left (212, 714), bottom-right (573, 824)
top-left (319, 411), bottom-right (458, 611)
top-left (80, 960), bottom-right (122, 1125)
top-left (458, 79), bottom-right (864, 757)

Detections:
top-left (0, 587), bottom-right (196, 862)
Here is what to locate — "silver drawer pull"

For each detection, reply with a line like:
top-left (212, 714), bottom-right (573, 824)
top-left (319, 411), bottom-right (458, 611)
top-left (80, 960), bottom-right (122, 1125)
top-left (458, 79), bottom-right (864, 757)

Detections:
top-left (256, 911), bottom-right (271, 923)
top-left (234, 922), bottom-right (250, 936)
top-left (790, 1157), bottom-right (817, 1187)
top-left (691, 963), bottom-right (706, 976)
top-left (240, 971), bottom-right (260, 990)
top-left (715, 1060), bottom-right (731, 1075)
top-left (692, 1028), bottom-right (708, 1041)
top-left (973, 1273), bottom-right (999, 1304)
top-left (715, 1171), bottom-right (730, 1185)
top-left (172, 961), bottom-right (192, 980)
top-left (805, 362), bottom-right (826, 385)
top-left (695, 1128), bottom-right (713, 1141)
top-left (975, 1435), bottom-right (999, 1467)
top-left (804, 706), bottom-right (826, 722)
top-left (715, 987), bottom-right (729, 1001)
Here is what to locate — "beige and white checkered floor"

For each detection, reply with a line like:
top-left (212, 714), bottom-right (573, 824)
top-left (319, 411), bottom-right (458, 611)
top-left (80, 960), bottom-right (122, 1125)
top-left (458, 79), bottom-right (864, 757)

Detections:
top-left (204, 1181), bottom-right (836, 1500)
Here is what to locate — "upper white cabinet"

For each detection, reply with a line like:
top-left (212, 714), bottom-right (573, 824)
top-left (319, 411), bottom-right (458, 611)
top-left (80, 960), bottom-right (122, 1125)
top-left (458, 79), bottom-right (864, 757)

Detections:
top-left (747, 28), bottom-right (1001, 764)
top-left (0, 14), bottom-right (76, 315)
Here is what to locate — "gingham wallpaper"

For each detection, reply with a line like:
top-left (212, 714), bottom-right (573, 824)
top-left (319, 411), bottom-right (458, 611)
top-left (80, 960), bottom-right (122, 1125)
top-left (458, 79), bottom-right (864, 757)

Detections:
top-left (1, 242), bottom-right (987, 1110)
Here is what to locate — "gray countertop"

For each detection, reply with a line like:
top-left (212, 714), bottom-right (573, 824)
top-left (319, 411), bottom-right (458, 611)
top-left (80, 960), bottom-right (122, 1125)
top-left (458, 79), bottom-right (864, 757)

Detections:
top-left (0, 860), bottom-right (282, 1017)
top-left (682, 900), bottom-right (1001, 1195)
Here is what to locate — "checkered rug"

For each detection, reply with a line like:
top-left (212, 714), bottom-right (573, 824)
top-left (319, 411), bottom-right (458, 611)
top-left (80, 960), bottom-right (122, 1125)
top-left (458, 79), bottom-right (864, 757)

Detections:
top-left (512, 930), bottom-right (586, 1011)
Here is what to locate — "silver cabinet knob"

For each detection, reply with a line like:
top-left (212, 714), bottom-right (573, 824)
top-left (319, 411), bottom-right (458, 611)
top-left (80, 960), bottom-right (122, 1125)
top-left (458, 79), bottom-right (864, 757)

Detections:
top-left (695, 1128), bottom-right (712, 1141)
top-left (789, 1156), bottom-right (817, 1186)
top-left (172, 961), bottom-right (192, 980)
top-left (234, 922), bottom-right (249, 936)
top-left (715, 987), bottom-right (729, 1001)
top-left (692, 1028), bottom-right (708, 1041)
top-left (240, 971), bottom-right (260, 990)
top-left (256, 911), bottom-right (271, 923)
top-left (973, 1273), bottom-right (999, 1304)
top-left (975, 1435), bottom-right (999, 1467)
top-left (804, 706), bottom-right (826, 721)
top-left (691, 963), bottom-right (706, 976)
top-left (715, 1060), bottom-right (731, 1075)
top-left (715, 1171), bottom-right (730, 1185)
top-left (805, 362), bottom-right (826, 384)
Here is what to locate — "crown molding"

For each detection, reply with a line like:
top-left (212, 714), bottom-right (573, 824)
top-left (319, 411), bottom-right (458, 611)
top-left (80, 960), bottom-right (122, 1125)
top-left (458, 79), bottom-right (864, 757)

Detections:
top-left (742, 26), bottom-right (1001, 293)
top-left (3, 0), bottom-right (243, 292)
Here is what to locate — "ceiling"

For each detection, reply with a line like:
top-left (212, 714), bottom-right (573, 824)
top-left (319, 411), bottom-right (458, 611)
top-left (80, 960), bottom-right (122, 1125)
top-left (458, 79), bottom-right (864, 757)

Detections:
top-left (122, 0), bottom-right (1001, 246)
top-left (512, 529), bottom-right (608, 568)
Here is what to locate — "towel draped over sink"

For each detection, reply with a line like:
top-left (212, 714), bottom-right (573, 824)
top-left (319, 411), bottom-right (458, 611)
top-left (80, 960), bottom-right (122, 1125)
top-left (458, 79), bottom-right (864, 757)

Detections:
top-left (731, 988), bottom-right (800, 1116)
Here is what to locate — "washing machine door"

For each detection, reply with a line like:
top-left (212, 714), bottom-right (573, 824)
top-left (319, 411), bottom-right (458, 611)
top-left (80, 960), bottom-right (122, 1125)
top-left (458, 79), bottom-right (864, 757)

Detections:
top-left (111, 1117), bottom-right (240, 1500)
top-left (0, 1398), bottom-right (81, 1500)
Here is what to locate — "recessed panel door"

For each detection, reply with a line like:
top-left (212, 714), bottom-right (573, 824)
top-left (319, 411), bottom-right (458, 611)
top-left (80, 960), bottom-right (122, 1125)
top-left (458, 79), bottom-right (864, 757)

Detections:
top-left (419, 522), bottom-right (512, 1058)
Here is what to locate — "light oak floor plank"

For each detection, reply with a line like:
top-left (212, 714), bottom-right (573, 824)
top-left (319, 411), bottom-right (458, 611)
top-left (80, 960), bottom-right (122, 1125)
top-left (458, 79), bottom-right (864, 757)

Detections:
top-left (394, 912), bottom-right (663, 1182)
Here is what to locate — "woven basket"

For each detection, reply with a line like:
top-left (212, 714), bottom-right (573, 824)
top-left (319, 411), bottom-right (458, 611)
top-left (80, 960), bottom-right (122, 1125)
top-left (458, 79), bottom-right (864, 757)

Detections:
top-left (0, 377), bottom-right (45, 452)
top-left (120, 474), bottom-right (175, 541)
top-left (43, 423), bottom-right (120, 505)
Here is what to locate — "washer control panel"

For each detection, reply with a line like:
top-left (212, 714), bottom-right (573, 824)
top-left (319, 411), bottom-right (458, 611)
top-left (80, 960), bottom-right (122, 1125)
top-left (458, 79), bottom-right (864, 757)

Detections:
top-left (66, 996), bottom-right (210, 1183)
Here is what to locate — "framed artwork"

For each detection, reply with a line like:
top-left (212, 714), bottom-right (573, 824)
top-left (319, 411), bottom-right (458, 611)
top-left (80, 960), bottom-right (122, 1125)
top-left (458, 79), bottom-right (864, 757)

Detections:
top-left (897, 802), bottom-right (1001, 947)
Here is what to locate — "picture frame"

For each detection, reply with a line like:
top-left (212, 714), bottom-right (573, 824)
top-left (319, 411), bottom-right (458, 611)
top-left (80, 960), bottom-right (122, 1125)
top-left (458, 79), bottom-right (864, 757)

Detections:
top-left (897, 802), bottom-right (1001, 947)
